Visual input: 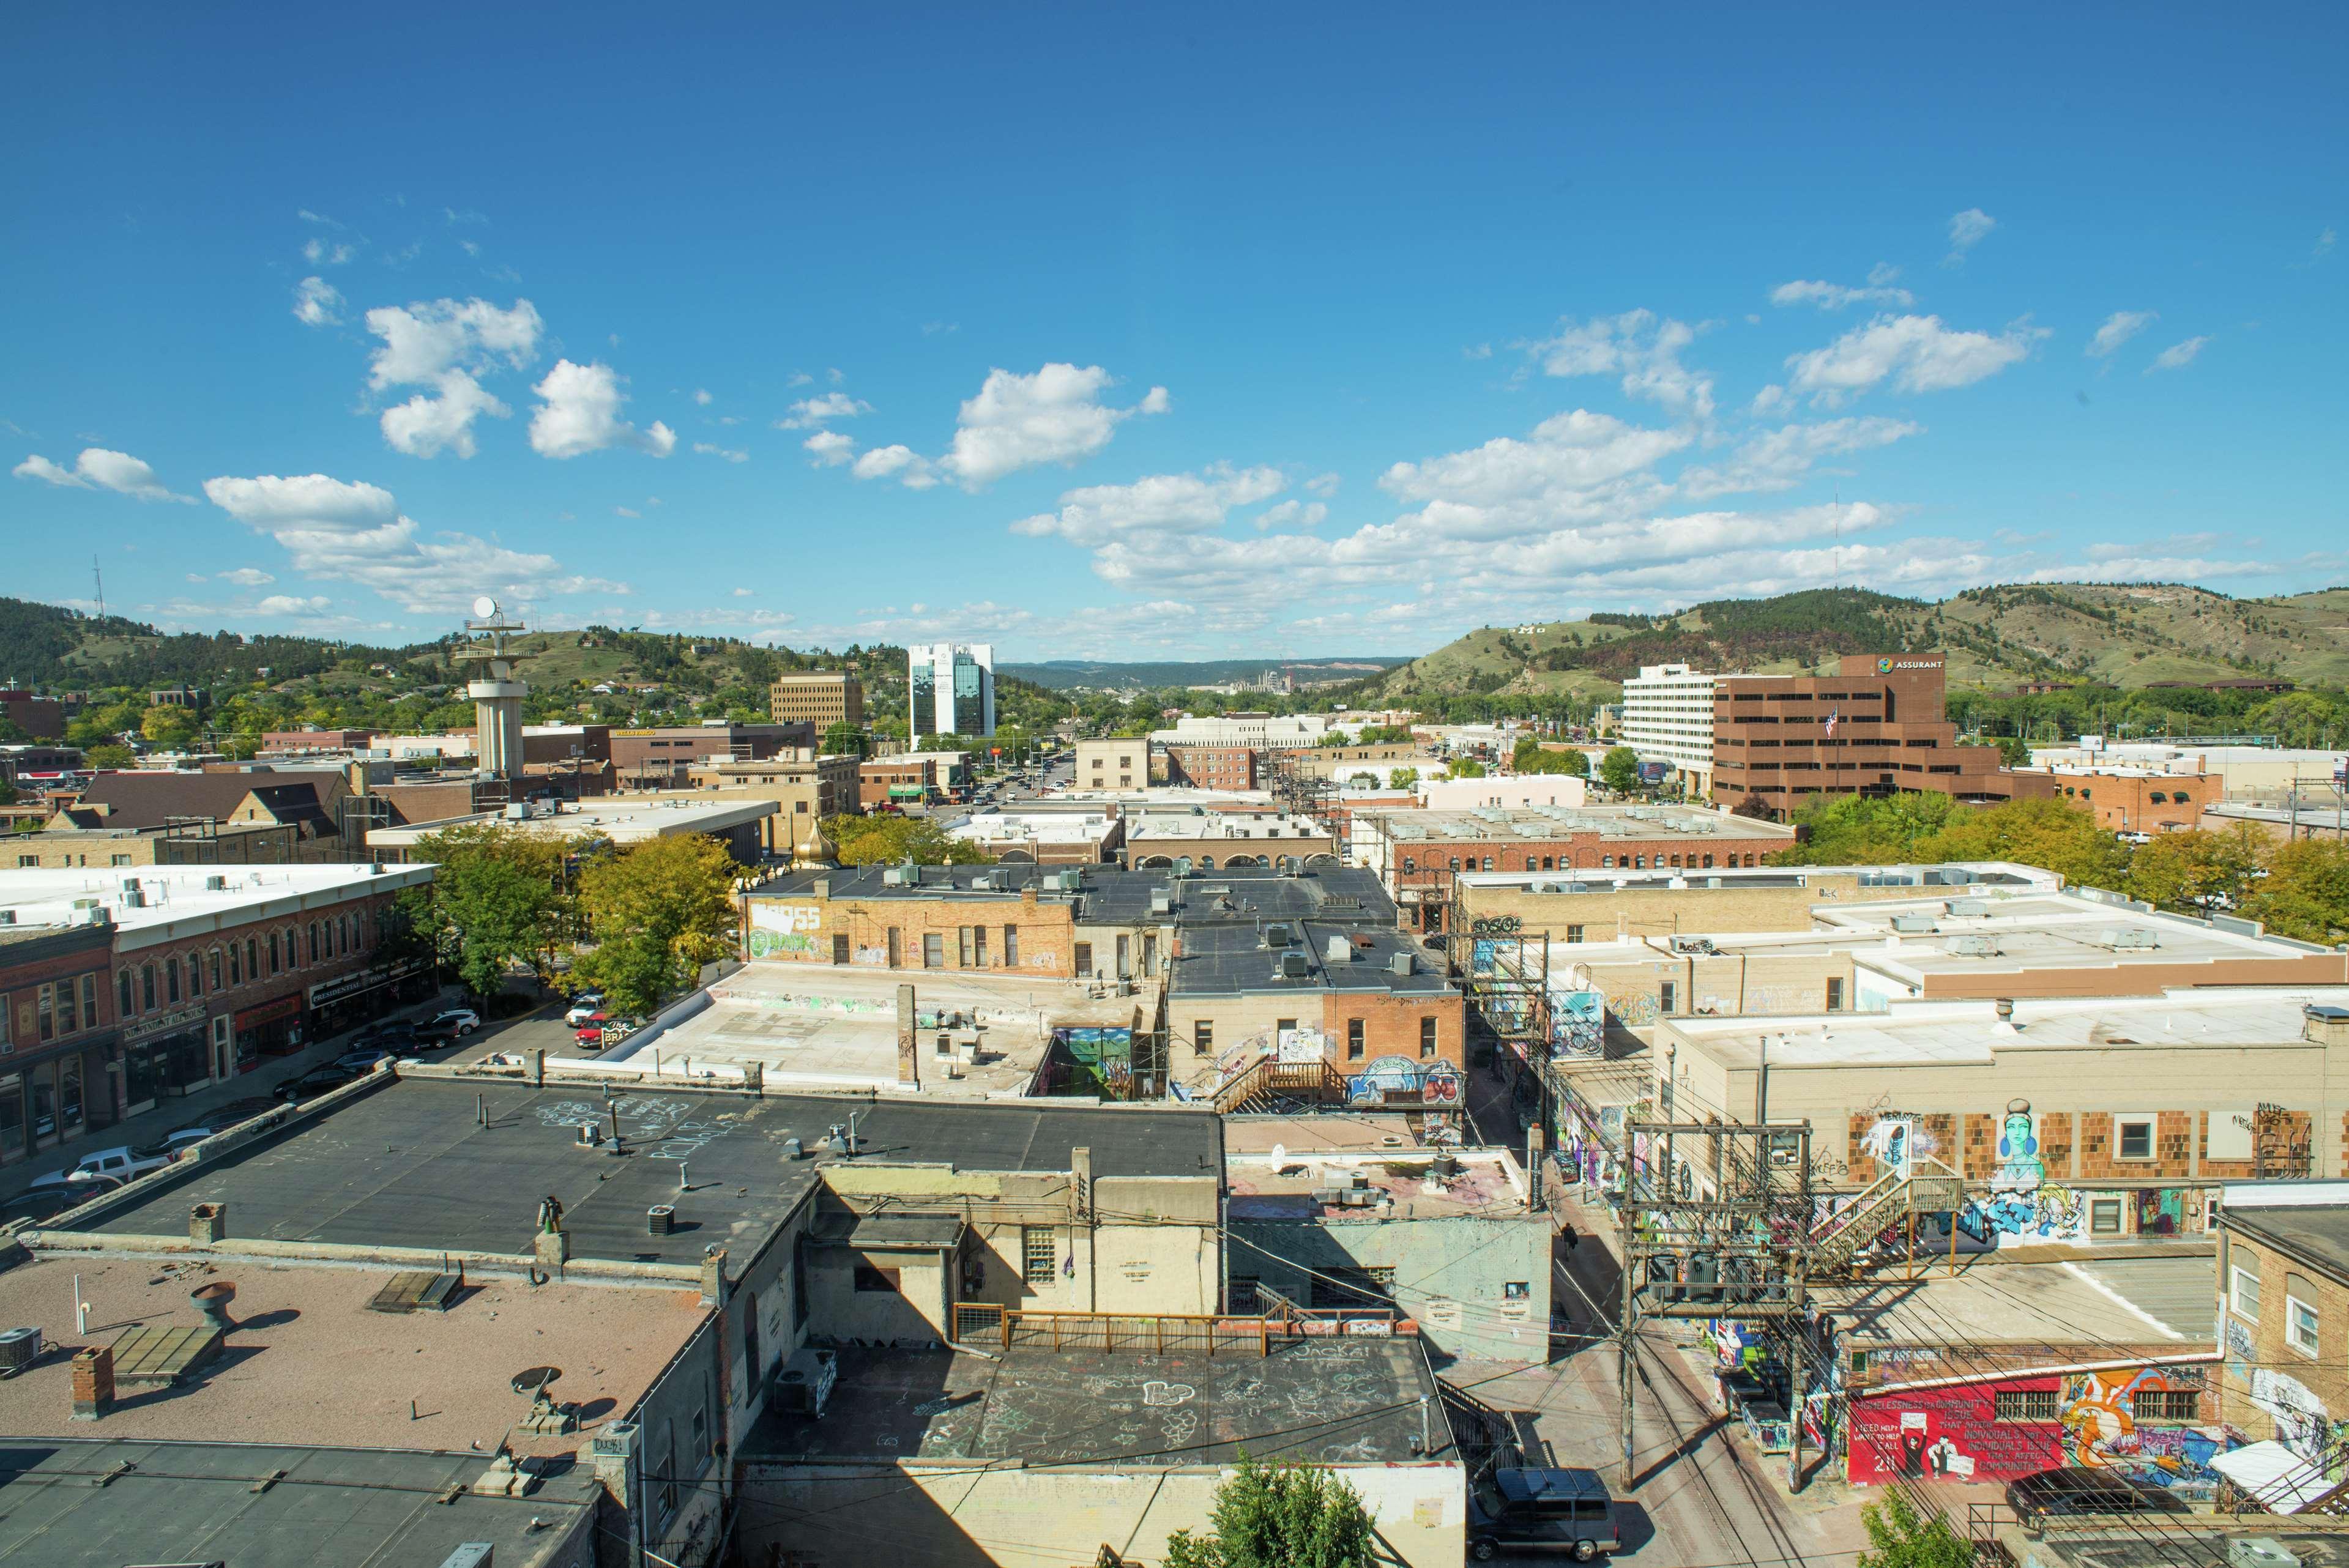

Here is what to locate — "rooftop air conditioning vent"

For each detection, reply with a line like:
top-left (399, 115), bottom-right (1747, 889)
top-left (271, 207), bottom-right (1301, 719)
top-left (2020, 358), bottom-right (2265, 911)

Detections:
top-left (1149, 891), bottom-right (1172, 915)
top-left (1889, 913), bottom-right (1935, 934)
top-left (1943, 898), bottom-right (1990, 918)
top-left (1264, 923), bottom-right (1293, 948)
top-left (204, 875), bottom-right (229, 891)
top-left (1325, 936), bottom-right (1352, 964)
top-left (1946, 935), bottom-right (2000, 958)
top-left (1390, 951), bottom-right (1414, 978)
top-left (2098, 927), bottom-right (2161, 951)
top-left (1279, 951), bottom-right (1312, 980)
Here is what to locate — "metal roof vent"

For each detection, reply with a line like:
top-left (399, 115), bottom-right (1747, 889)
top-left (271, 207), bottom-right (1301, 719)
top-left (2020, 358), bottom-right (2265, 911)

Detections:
top-left (1279, 951), bottom-right (1312, 979)
top-left (1148, 890), bottom-right (1172, 915)
top-left (1888, 913), bottom-right (1935, 934)
top-left (2097, 927), bottom-right (2161, 951)
top-left (1946, 934), bottom-right (2000, 957)
top-left (1390, 951), bottom-right (1414, 978)
top-left (1325, 935), bottom-right (1352, 964)
top-left (1943, 898), bottom-right (1990, 918)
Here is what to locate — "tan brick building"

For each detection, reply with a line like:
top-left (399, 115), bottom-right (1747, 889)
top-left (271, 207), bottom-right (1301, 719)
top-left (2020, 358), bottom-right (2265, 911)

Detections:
top-left (2217, 1183), bottom-right (2349, 1462)
top-left (2014, 767), bottom-right (2214, 835)
top-left (1075, 737), bottom-right (1150, 793)
top-left (689, 751), bottom-right (863, 855)
top-left (767, 671), bottom-right (864, 730)
top-left (1162, 743), bottom-right (1256, 791)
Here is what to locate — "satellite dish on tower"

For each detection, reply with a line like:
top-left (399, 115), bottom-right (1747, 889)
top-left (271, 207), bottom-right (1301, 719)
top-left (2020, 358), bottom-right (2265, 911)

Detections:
top-left (473, 595), bottom-right (499, 620)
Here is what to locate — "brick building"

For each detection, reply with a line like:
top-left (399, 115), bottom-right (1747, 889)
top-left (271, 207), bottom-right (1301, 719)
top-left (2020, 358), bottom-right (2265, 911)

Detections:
top-left (689, 751), bottom-right (863, 855)
top-left (609, 722), bottom-right (811, 790)
top-left (1075, 737), bottom-right (1151, 792)
top-left (767, 671), bottom-right (864, 730)
top-left (0, 690), bottom-right (66, 741)
top-left (1350, 803), bottom-right (1793, 927)
top-left (0, 863), bottom-right (434, 1170)
top-left (1708, 654), bottom-right (2057, 820)
top-left (2012, 767), bottom-right (2214, 835)
top-left (861, 754), bottom-right (944, 809)
top-left (1162, 743), bottom-right (1256, 791)
top-left (2217, 1180), bottom-right (2349, 1463)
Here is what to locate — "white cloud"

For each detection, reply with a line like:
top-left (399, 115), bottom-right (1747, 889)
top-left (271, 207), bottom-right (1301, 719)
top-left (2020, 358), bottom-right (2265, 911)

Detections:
top-left (203, 470), bottom-right (627, 612)
top-left (776, 392), bottom-right (873, 429)
top-left (693, 388), bottom-right (713, 406)
top-left (692, 442), bottom-right (748, 463)
top-left (1010, 466), bottom-right (1287, 548)
top-left (2087, 310), bottom-right (2157, 359)
top-left (614, 505), bottom-right (641, 518)
top-left (931, 363), bottom-right (1169, 489)
top-left (302, 237), bottom-right (357, 266)
top-left (12, 447), bottom-right (195, 503)
top-left (361, 296), bottom-right (543, 458)
top-left (256, 594), bottom-right (334, 616)
top-left (1677, 417), bottom-right (1923, 500)
top-left (1785, 313), bottom-right (2044, 403)
top-left (2147, 335), bottom-right (2211, 373)
top-left (217, 567), bottom-right (276, 586)
top-left (803, 431), bottom-right (857, 467)
top-left (1524, 310), bottom-right (1713, 421)
top-left (732, 587), bottom-right (755, 596)
top-left (527, 360), bottom-right (676, 459)
top-left (292, 276), bottom-right (344, 327)
top-left (786, 371), bottom-right (814, 388)
top-left (2311, 228), bottom-right (2337, 262)
top-left (1945, 207), bottom-right (1996, 262)
top-left (1770, 278), bottom-right (1916, 310)
top-left (1749, 384), bottom-right (1790, 416)
top-left (1256, 499), bottom-right (1328, 530)
top-left (851, 444), bottom-right (937, 488)
top-left (1305, 472), bottom-right (1341, 498)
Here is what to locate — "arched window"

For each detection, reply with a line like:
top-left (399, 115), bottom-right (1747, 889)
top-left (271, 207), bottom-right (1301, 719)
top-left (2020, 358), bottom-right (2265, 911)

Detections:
top-left (245, 937), bottom-right (258, 980)
top-left (1601, 855), bottom-right (1614, 869)
top-left (269, 932), bottom-right (281, 974)
top-left (166, 957), bottom-right (182, 1005)
top-left (140, 963), bottom-right (156, 1011)
top-left (209, 949), bottom-right (222, 992)
top-left (2172, 791), bottom-right (2191, 804)
top-left (118, 970), bottom-right (133, 1017)
top-left (1483, 856), bottom-right (1494, 871)
top-left (2147, 791), bottom-right (2166, 804)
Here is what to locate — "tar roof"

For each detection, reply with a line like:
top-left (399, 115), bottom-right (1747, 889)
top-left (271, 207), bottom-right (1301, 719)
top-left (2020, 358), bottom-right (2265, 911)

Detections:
top-left (63, 1077), bottom-right (1218, 1261)
top-left (1171, 920), bottom-right (1450, 998)
top-left (750, 1340), bottom-right (1442, 1466)
top-left (746, 863), bottom-right (1401, 928)
top-left (0, 1439), bottom-right (599, 1568)
top-left (2226, 1204), bottom-right (2349, 1281)
top-left (1363, 803), bottom-right (1793, 842)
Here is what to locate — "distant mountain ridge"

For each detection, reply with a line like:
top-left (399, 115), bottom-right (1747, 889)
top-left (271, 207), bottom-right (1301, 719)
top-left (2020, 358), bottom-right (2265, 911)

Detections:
top-left (1373, 583), bottom-right (2349, 701)
top-left (1000, 656), bottom-right (1410, 691)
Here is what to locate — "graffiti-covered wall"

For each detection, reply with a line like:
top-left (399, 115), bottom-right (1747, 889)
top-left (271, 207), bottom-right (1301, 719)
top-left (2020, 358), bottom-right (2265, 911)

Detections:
top-left (1849, 1362), bottom-right (2228, 1496)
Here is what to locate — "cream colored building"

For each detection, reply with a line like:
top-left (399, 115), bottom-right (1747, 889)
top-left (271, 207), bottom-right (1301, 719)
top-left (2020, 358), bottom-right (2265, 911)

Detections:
top-left (1621, 662), bottom-right (1724, 793)
top-left (1074, 736), bottom-right (1152, 792)
top-left (688, 749), bottom-right (863, 854)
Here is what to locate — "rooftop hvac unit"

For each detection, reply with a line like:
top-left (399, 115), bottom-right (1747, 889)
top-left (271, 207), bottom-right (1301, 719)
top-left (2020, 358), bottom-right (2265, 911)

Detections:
top-left (2098, 927), bottom-right (2162, 951)
top-left (773, 1347), bottom-right (838, 1416)
top-left (2229, 1540), bottom-right (2302, 1568)
top-left (1149, 891), bottom-right (1172, 915)
top-left (1172, 856), bottom-right (1193, 875)
top-left (1943, 898), bottom-right (1990, 918)
top-left (204, 875), bottom-right (228, 891)
top-left (1888, 913), bottom-right (1936, 934)
top-left (1264, 923), bottom-right (1293, 948)
top-left (1946, 935), bottom-right (2000, 957)
top-left (1279, 951), bottom-right (1312, 979)
top-left (0, 1326), bottom-right (40, 1375)
top-left (881, 867), bottom-right (906, 886)
top-left (1390, 951), bottom-right (1414, 977)
top-left (121, 886), bottom-right (145, 909)
top-left (1058, 869), bottom-right (1083, 892)
top-left (1325, 935), bottom-right (1353, 964)
top-left (1341, 1188), bottom-right (1379, 1207)
top-left (504, 801), bottom-right (529, 820)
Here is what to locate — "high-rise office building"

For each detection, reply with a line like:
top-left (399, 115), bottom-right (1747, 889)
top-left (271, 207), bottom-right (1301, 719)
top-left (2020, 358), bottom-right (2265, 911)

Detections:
top-left (907, 643), bottom-right (996, 738)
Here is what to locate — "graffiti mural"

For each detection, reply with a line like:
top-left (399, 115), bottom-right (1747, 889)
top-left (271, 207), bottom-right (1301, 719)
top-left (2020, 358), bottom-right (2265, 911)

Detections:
top-left (1550, 989), bottom-right (1604, 1058)
top-left (1992, 1099), bottom-right (2044, 1191)
top-left (1858, 1117), bottom-right (1918, 1179)
top-left (1956, 1185), bottom-right (2088, 1247)
top-left (1346, 1055), bottom-right (1429, 1105)
top-left (2250, 1368), bottom-right (2342, 1461)
top-left (746, 929), bottom-right (814, 957)
top-left (2058, 1366), bottom-right (2226, 1497)
top-left (1850, 1365), bottom-right (2233, 1496)
top-left (2135, 1187), bottom-right (2186, 1236)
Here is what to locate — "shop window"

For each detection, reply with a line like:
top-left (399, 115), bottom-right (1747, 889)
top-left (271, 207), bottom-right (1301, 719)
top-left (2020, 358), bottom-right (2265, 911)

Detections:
top-left (1994, 1389), bottom-right (2060, 1422)
top-left (1022, 1227), bottom-right (1056, 1285)
top-left (2116, 1118), bottom-right (2154, 1161)
top-left (0, 1078), bottom-right (21, 1161)
top-left (2231, 1265), bottom-right (2260, 1321)
top-left (1420, 1017), bottom-right (1438, 1059)
top-left (1003, 926), bottom-right (1018, 967)
top-left (58, 1058), bottom-right (82, 1137)
top-left (166, 958), bottom-right (181, 1005)
top-left (1347, 1019), bottom-right (1365, 1060)
top-left (2138, 1388), bottom-right (2199, 1421)
top-left (2091, 1199), bottom-right (2123, 1235)
top-left (2290, 1296), bottom-right (2320, 1358)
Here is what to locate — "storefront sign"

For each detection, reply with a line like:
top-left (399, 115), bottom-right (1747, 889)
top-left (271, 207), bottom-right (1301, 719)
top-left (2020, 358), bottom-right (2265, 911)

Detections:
top-left (307, 957), bottom-right (430, 1008)
top-left (123, 1002), bottom-right (208, 1045)
top-left (236, 994), bottom-right (303, 1030)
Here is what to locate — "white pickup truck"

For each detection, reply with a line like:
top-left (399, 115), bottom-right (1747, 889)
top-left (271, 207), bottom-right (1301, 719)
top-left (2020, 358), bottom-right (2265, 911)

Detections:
top-left (28, 1128), bottom-right (210, 1192)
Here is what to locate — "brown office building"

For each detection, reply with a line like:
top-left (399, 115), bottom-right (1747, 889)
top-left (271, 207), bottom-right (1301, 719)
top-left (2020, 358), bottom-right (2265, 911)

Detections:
top-left (1709, 655), bottom-right (2055, 822)
top-left (769, 671), bottom-right (864, 730)
top-left (1163, 744), bottom-right (1257, 792)
top-left (609, 722), bottom-right (813, 790)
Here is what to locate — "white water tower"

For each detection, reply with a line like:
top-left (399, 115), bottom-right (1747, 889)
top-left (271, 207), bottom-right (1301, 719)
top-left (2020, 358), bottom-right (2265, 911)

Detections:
top-left (458, 596), bottom-right (531, 781)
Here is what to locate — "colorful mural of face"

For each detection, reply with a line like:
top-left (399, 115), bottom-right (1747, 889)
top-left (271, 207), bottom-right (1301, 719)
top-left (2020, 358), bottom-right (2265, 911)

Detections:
top-left (1994, 1099), bottom-right (2044, 1191)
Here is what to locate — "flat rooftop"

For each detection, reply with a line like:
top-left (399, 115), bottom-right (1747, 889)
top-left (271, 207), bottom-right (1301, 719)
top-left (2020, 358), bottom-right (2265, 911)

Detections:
top-left (746, 863), bottom-right (1402, 928)
top-left (652, 964), bottom-right (1143, 1098)
top-left (1171, 920), bottom-right (1451, 998)
top-left (1670, 986), bottom-right (2349, 1071)
top-left (1226, 1147), bottom-right (1527, 1221)
top-left (52, 1077), bottom-right (1218, 1260)
top-left (750, 1339), bottom-right (1439, 1465)
top-left (1817, 890), bottom-right (2342, 970)
top-left (0, 1438), bottom-right (601, 1568)
top-left (2224, 1199), bottom-right (2349, 1281)
top-left (1125, 812), bottom-right (1333, 842)
top-left (0, 863), bottom-right (434, 944)
top-left (1453, 861), bottom-right (2063, 894)
top-left (1361, 803), bottom-right (1794, 843)
top-left (367, 792), bottom-right (775, 848)
top-left (0, 1254), bottom-right (703, 1457)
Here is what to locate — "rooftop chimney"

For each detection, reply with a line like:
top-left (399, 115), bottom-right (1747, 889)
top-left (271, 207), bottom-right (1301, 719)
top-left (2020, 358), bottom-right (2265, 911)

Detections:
top-left (70, 1346), bottom-right (114, 1422)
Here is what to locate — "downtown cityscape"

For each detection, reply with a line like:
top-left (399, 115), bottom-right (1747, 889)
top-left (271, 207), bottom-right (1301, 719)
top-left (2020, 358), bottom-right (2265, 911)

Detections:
top-left (2, 6), bottom-right (2348, 1568)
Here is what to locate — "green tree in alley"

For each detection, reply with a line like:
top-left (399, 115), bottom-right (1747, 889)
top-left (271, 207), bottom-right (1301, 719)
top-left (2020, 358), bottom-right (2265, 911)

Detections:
top-left (570, 834), bottom-right (746, 1017)
top-left (1163, 1458), bottom-right (1376, 1568)
top-left (1599, 747), bottom-right (1642, 793)
top-left (399, 823), bottom-right (581, 1002)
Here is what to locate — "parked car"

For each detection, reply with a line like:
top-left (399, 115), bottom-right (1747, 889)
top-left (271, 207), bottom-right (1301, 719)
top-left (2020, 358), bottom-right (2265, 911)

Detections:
top-left (1469, 1468), bottom-right (1621, 1561)
top-left (28, 1144), bottom-right (173, 1191)
top-left (335, 1047), bottom-right (398, 1073)
top-left (355, 1019), bottom-right (419, 1051)
top-left (564, 997), bottom-right (608, 1027)
top-left (2005, 1466), bottom-right (2189, 1535)
top-left (571, 1011), bottom-right (612, 1039)
top-left (128, 1128), bottom-right (213, 1165)
top-left (274, 1061), bottom-right (367, 1102)
top-left (2, 1175), bottom-right (122, 1224)
top-left (415, 1008), bottom-right (482, 1043)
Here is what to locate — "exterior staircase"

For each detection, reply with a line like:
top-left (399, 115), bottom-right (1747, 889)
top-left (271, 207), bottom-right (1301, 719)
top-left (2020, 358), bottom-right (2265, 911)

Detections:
top-left (1809, 1157), bottom-right (1964, 1272)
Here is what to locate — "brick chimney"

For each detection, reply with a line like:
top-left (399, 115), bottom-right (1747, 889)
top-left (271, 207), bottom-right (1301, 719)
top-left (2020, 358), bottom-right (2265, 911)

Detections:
top-left (189, 1202), bottom-right (226, 1244)
top-left (71, 1345), bottom-right (114, 1421)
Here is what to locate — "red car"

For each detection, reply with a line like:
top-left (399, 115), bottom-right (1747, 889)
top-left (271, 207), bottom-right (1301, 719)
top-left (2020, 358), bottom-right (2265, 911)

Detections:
top-left (573, 1013), bottom-right (609, 1045)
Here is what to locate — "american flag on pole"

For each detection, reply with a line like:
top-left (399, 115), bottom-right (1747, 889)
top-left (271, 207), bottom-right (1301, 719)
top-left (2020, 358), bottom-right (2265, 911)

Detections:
top-left (1824, 708), bottom-right (1840, 737)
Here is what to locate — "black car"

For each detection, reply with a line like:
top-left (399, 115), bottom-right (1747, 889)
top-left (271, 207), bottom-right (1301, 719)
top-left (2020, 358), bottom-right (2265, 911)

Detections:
top-left (2004, 1467), bottom-right (2190, 1534)
top-left (0, 1175), bottom-right (123, 1226)
top-left (272, 1061), bottom-right (367, 1102)
top-left (1470, 1468), bottom-right (1620, 1561)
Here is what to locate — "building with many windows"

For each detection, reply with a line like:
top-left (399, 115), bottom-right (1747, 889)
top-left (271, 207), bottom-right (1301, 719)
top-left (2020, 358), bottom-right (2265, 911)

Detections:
top-left (1620, 663), bottom-right (1724, 793)
top-left (767, 670), bottom-right (865, 730)
top-left (907, 642), bottom-right (995, 738)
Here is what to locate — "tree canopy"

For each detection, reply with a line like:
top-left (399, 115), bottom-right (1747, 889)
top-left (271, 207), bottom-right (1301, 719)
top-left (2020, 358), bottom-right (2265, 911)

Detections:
top-left (1856, 1490), bottom-right (1974, 1568)
top-left (824, 812), bottom-right (994, 866)
top-left (398, 823), bottom-right (581, 1001)
top-left (1163, 1459), bottom-right (1376, 1568)
top-left (1598, 746), bottom-right (1642, 793)
top-left (569, 834), bottom-right (745, 1016)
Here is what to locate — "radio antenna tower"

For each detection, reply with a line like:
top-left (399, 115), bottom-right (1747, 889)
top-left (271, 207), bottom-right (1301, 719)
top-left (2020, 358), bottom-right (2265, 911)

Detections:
top-left (92, 555), bottom-right (105, 620)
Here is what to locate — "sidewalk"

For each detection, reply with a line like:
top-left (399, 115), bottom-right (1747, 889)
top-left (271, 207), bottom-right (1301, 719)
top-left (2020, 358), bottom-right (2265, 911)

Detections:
top-left (0, 984), bottom-right (559, 1203)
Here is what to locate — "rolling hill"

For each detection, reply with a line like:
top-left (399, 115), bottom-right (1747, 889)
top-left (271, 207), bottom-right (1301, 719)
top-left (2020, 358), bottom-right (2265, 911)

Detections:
top-left (1372, 583), bottom-right (2349, 702)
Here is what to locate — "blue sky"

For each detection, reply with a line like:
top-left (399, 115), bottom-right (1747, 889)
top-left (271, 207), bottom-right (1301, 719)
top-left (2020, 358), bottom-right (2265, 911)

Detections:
top-left (4, 4), bottom-right (2342, 661)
